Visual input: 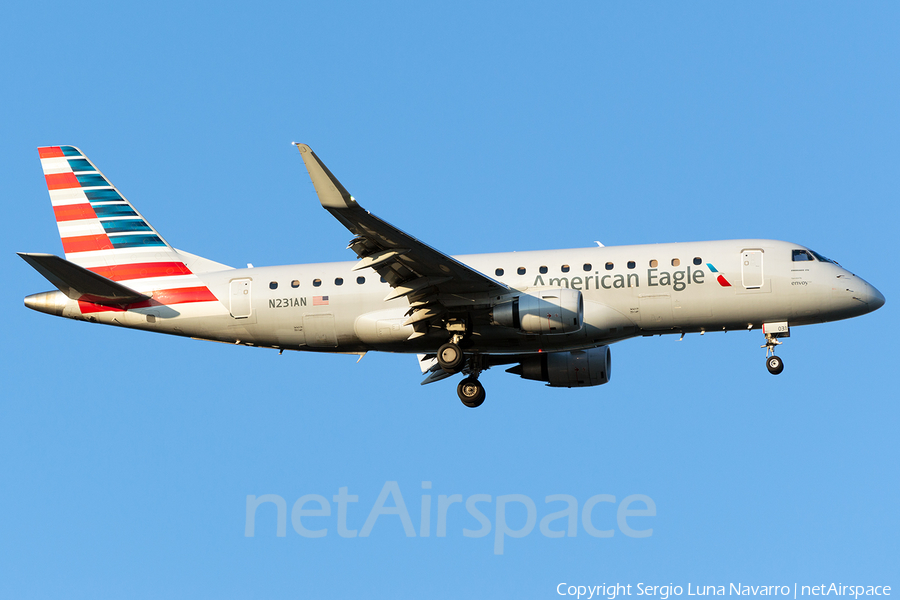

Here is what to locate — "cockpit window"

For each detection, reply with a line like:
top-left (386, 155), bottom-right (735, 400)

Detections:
top-left (794, 248), bottom-right (839, 265)
top-left (809, 249), bottom-right (837, 265)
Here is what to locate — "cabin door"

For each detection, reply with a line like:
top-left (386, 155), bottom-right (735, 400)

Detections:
top-left (741, 250), bottom-right (763, 289)
top-left (230, 279), bottom-right (252, 318)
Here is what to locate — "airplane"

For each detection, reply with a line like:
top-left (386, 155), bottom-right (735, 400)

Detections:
top-left (20, 144), bottom-right (885, 407)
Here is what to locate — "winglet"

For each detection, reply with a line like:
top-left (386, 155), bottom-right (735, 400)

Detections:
top-left (294, 143), bottom-right (357, 209)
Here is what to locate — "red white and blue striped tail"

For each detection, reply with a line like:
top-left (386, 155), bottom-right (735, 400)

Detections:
top-left (39, 145), bottom-right (177, 262)
top-left (36, 145), bottom-right (222, 312)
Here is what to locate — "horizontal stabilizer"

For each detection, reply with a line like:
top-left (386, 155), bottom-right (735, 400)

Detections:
top-left (18, 252), bottom-right (150, 305)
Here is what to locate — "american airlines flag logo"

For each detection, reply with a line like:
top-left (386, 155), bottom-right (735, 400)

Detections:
top-left (313, 296), bottom-right (329, 306)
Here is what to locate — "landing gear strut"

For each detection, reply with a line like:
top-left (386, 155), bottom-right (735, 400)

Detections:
top-left (457, 376), bottom-right (486, 408)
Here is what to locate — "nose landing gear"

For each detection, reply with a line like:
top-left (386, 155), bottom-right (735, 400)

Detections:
top-left (761, 322), bottom-right (789, 375)
top-left (765, 354), bottom-right (784, 375)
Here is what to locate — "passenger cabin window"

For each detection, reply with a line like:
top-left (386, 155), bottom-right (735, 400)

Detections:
top-left (291, 280), bottom-right (300, 288)
top-left (561, 265), bottom-right (570, 273)
top-left (627, 261), bottom-right (635, 269)
top-left (605, 262), bottom-right (614, 271)
top-left (335, 278), bottom-right (343, 286)
top-left (693, 257), bottom-right (702, 266)
top-left (517, 267), bottom-right (526, 275)
top-left (495, 268), bottom-right (504, 276)
top-left (357, 276), bottom-right (365, 284)
top-left (313, 279), bottom-right (322, 287)
top-left (650, 260), bottom-right (658, 268)
top-left (583, 263), bottom-right (592, 271)
top-left (792, 249), bottom-right (814, 262)
top-left (539, 266), bottom-right (548, 274)
top-left (671, 258), bottom-right (680, 267)
top-left (269, 281), bottom-right (278, 290)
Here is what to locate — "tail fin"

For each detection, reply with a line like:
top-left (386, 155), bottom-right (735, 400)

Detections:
top-left (38, 145), bottom-right (177, 264)
top-left (34, 146), bottom-right (226, 311)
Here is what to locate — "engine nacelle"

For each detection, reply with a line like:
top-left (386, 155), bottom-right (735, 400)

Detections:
top-left (491, 288), bottom-right (584, 334)
top-left (508, 346), bottom-right (611, 387)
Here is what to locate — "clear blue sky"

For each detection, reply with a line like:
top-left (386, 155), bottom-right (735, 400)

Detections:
top-left (2, 2), bottom-right (897, 598)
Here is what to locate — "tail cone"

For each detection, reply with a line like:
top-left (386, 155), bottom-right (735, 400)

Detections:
top-left (24, 291), bottom-right (67, 316)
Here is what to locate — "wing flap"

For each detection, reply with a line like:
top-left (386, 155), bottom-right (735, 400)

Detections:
top-left (352, 248), bottom-right (410, 272)
top-left (384, 276), bottom-right (452, 302)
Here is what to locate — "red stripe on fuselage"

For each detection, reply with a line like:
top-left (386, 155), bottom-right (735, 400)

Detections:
top-left (78, 286), bottom-right (218, 314)
top-left (149, 286), bottom-right (217, 305)
top-left (87, 262), bottom-right (193, 282)
top-left (39, 146), bottom-right (65, 158)
top-left (45, 172), bottom-right (80, 190)
top-left (53, 203), bottom-right (97, 222)
top-left (61, 234), bottom-right (114, 253)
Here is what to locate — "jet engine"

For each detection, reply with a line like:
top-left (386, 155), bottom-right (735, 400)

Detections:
top-left (491, 288), bottom-right (583, 334)
top-left (507, 346), bottom-right (611, 387)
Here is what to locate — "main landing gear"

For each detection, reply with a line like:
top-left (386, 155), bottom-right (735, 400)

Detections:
top-left (437, 342), bottom-right (464, 373)
top-left (437, 341), bottom-right (487, 408)
top-left (457, 377), bottom-right (486, 408)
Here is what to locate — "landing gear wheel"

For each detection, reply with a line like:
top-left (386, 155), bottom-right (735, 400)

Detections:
top-left (438, 342), bottom-right (464, 374)
top-left (457, 377), bottom-right (486, 408)
top-left (766, 355), bottom-right (784, 375)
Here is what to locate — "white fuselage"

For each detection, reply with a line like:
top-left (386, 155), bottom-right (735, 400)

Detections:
top-left (35, 239), bottom-right (881, 356)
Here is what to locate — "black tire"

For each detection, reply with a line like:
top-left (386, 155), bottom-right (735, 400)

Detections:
top-left (766, 355), bottom-right (784, 375)
top-left (457, 376), bottom-right (486, 408)
top-left (438, 342), bottom-right (464, 373)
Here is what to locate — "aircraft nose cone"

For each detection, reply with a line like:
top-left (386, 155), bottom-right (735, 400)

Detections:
top-left (866, 283), bottom-right (885, 311)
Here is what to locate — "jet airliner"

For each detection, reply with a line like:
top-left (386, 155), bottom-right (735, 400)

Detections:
top-left (20, 144), bottom-right (885, 407)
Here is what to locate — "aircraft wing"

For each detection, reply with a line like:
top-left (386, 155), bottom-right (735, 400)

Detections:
top-left (295, 144), bottom-right (508, 336)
